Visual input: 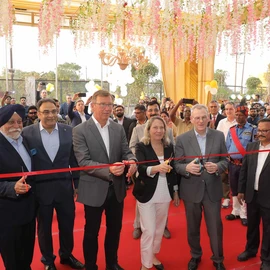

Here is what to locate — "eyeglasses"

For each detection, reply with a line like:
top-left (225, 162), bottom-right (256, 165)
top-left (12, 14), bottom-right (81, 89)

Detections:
top-left (193, 116), bottom-right (208, 122)
top-left (210, 106), bottom-right (218, 108)
top-left (94, 103), bottom-right (114, 108)
top-left (7, 120), bottom-right (23, 125)
top-left (257, 129), bottom-right (270, 134)
top-left (39, 110), bottom-right (58, 115)
top-left (28, 112), bottom-right (37, 115)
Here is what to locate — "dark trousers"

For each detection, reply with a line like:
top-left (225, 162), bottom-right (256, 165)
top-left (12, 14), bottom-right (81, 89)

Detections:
top-left (0, 219), bottom-right (36, 270)
top-left (83, 185), bottom-right (124, 270)
top-left (37, 199), bottom-right (75, 265)
top-left (246, 192), bottom-right (270, 263)
top-left (221, 172), bottom-right (230, 199)
top-left (183, 190), bottom-right (224, 263)
top-left (228, 163), bottom-right (241, 196)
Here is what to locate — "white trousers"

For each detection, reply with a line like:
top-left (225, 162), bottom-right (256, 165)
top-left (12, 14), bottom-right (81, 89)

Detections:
top-left (231, 196), bottom-right (247, 219)
top-left (137, 201), bottom-right (170, 268)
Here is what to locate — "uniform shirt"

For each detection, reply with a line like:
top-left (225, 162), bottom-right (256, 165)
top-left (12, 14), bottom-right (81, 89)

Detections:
top-left (226, 122), bottom-right (257, 159)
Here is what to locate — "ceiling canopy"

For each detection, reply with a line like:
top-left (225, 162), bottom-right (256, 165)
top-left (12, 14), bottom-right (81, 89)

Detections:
top-left (1, 0), bottom-right (270, 62)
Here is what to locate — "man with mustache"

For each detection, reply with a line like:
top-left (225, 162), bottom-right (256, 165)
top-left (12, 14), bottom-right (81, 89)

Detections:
top-left (0, 104), bottom-right (36, 269)
top-left (237, 118), bottom-right (270, 270)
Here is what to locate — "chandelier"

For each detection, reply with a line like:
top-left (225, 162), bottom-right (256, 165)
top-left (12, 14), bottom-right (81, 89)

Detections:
top-left (99, 40), bottom-right (149, 70)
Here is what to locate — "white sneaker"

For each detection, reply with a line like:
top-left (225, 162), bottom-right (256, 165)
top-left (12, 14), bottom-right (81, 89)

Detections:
top-left (222, 198), bottom-right (230, 208)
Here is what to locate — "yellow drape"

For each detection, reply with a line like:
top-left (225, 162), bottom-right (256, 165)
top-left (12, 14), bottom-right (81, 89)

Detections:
top-left (160, 47), bottom-right (215, 105)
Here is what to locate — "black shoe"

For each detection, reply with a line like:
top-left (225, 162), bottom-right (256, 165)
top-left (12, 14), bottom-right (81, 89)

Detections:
top-left (225, 214), bottom-right (240, 220)
top-left (261, 262), bottom-right (270, 270)
top-left (241, 218), bottom-right (248, 226)
top-left (188, 258), bottom-right (201, 270)
top-left (237, 251), bottom-right (256, 261)
top-left (213, 262), bottom-right (226, 270)
top-left (163, 227), bottom-right (171, 239)
top-left (153, 263), bottom-right (164, 270)
top-left (106, 263), bottom-right (124, 270)
top-left (60, 255), bottom-right (85, 269)
top-left (45, 264), bottom-right (57, 270)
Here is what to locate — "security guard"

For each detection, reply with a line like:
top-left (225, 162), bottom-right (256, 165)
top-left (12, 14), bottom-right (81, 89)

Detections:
top-left (226, 105), bottom-right (257, 226)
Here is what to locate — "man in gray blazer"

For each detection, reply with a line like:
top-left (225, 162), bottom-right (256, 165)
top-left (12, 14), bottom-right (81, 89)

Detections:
top-left (175, 104), bottom-right (228, 270)
top-left (72, 90), bottom-right (137, 270)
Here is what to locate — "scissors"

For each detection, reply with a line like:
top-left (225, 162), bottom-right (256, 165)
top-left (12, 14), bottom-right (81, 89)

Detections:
top-left (164, 153), bottom-right (174, 173)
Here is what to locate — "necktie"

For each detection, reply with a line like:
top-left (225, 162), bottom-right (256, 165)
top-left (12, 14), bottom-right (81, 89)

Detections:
top-left (213, 115), bottom-right (216, 123)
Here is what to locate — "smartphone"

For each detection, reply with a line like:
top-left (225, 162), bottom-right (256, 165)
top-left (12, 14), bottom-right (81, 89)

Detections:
top-left (78, 93), bottom-right (86, 97)
top-left (182, 98), bottom-right (194, 104)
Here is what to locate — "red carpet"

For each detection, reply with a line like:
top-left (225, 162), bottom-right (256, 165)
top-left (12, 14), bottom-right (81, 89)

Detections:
top-left (0, 189), bottom-right (262, 269)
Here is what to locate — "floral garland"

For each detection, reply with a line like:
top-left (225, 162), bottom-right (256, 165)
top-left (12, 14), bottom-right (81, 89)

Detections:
top-left (0, 0), bottom-right (13, 43)
top-left (37, 0), bottom-right (270, 61)
top-left (38, 0), bottom-right (65, 52)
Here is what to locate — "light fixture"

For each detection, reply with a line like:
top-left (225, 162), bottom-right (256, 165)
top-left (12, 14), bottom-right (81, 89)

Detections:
top-left (99, 41), bottom-right (149, 70)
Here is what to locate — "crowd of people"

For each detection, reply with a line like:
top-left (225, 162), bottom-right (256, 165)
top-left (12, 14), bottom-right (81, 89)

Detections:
top-left (0, 87), bottom-right (270, 270)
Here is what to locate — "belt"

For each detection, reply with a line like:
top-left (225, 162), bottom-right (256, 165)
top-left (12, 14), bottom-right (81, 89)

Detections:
top-left (229, 157), bottom-right (243, 166)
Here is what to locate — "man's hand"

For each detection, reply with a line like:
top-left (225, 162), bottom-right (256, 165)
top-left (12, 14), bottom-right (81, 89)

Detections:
top-left (237, 193), bottom-right (245, 205)
top-left (74, 188), bottom-right (78, 200)
top-left (186, 159), bottom-right (201, 175)
top-left (173, 192), bottom-right (180, 207)
top-left (14, 176), bottom-right (31, 194)
top-left (123, 160), bottom-right (137, 178)
top-left (109, 162), bottom-right (125, 176)
top-left (72, 92), bottom-right (80, 101)
top-left (204, 162), bottom-right (218, 174)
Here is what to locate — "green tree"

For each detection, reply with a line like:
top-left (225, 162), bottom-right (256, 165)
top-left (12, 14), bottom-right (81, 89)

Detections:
top-left (124, 62), bottom-right (160, 105)
top-left (214, 69), bottom-right (232, 100)
top-left (57, 62), bottom-right (82, 80)
top-left (246, 77), bottom-right (262, 94)
top-left (214, 69), bottom-right (228, 87)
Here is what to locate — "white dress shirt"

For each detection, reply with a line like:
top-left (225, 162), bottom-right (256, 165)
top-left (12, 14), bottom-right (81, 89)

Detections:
top-left (254, 143), bottom-right (270, 190)
top-left (92, 115), bottom-right (110, 158)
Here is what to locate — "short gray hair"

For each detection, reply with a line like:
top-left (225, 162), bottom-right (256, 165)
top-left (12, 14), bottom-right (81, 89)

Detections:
top-left (191, 104), bottom-right (208, 115)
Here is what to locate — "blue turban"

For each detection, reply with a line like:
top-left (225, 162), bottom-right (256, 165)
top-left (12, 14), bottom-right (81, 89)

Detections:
top-left (0, 104), bottom-right (25, 127)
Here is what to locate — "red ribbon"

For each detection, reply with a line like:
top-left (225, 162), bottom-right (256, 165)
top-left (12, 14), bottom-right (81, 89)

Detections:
top-left (0, 149), bottom-right (269, 179)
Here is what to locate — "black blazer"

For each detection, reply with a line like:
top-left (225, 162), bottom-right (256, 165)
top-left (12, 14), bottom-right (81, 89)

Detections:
top-left (0, 134), bottom-right (35, 228)
top-left (22, 123), bottom-right (79, 205)
top-left (114, 117), bottom-right (135, 139)
top-left (133, 142), bottom-right (178, 203)
top-left (238, 141), bottom-right (270, 208)
top-left (68, 101), bottom-right (91, 128)
top-left (209, 113), bottom-right (226, 129)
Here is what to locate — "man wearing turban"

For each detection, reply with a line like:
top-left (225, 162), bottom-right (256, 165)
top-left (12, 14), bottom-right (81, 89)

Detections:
top-left (0, 104), bottom-right (36, 269)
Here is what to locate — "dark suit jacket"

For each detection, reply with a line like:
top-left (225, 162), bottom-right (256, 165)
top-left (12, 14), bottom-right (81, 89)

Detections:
top-left (238, 142), bottom-right (270, 208)
top-left (114, 117), bottom-right (135, 139)
top-left (133, 142), bottom-right (178, 203)
top-left (68, 101), bottom-right (91, 128)
top-left (22, 123), bottom-right (79, 205)
top-left (60, 102), bottom-right (69, 119)
top-left (209, 113), bottom-right (226, 129)
top-left (72, 117), bottom-right (136, 207)
top-left (0, 134), bottom-right (35, 228)
top-left (175, 128), bottom-right (228, 203)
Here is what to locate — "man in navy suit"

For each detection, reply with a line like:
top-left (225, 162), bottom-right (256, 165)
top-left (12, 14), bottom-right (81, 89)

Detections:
top-left (0, 104), bottom-right (36, 269)
top-left (60, 94), bottom-right (72, 120)
top-left (68, 93), bottom-right (91, 127)
top-left (22, 99), bottom-right (84, 270)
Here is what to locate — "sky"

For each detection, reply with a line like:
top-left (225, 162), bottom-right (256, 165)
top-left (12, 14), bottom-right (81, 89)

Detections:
top-left (1, 25), bottom-right (270, 89)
